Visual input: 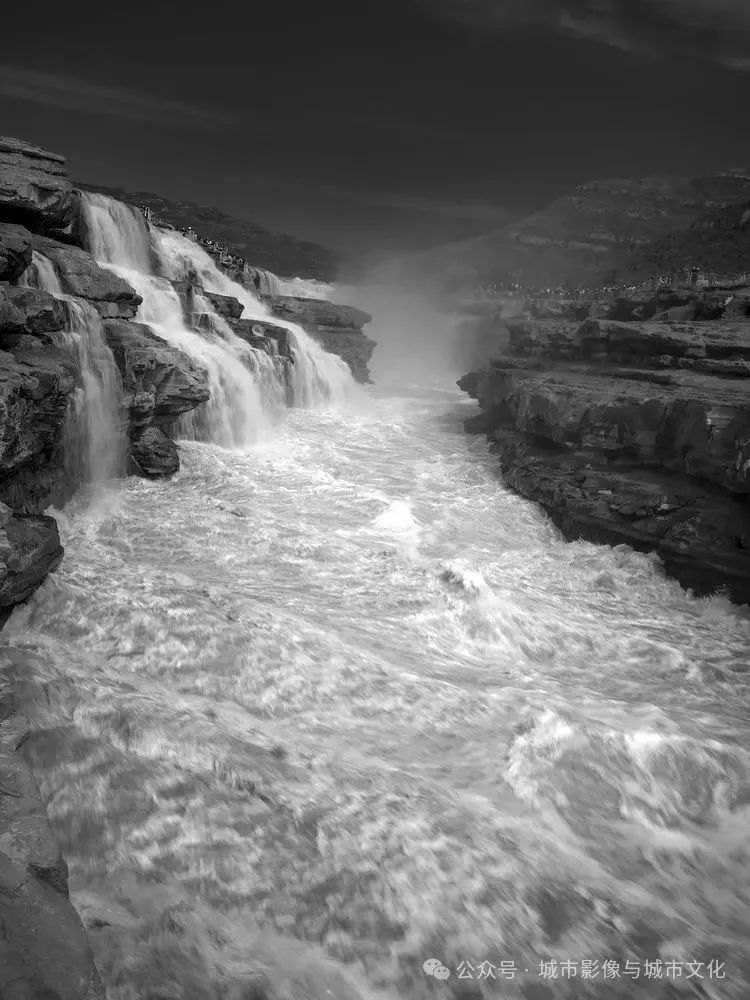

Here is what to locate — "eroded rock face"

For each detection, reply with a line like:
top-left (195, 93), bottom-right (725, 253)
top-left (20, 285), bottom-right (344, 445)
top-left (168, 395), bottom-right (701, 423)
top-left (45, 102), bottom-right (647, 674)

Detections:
top-left (32, 236), bottom-right (141, 319)
top-left (459, 314), bottom-right (750, 604)
top-left (0, 689), bottom-right (105, 999)
top-left (0, 222), bottom-right (33, 282)
top-left (129, 426), bottom-right (179, 477)
top-left (203, 290), bottom-right (244, 320)
top-left (0, 137), bottom-right (74, 236)
top-left (103, 319), bottom-right (208, 476)
top-left (0, 348), bottom-right (79, 511)
top-left (266, 295), bottom-right (374, 382)
top-left (0, 286), bottom-right (68, 349)
top-left (0, 513), bottom-right (63, 626)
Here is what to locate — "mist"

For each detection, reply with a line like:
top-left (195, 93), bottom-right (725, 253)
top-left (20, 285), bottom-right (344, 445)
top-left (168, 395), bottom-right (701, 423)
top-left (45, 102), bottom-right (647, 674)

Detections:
top-left (333, 258), bottom-right (479, 389)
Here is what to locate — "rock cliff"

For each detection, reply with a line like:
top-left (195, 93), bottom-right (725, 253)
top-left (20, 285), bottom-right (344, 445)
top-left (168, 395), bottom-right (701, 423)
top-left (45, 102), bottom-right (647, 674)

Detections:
top-left (458, 294), bottom-right (750, 604)
top-left (0, 137), bottom-right (212, 626)
top-left (266, 295), bottom-right (375, 383)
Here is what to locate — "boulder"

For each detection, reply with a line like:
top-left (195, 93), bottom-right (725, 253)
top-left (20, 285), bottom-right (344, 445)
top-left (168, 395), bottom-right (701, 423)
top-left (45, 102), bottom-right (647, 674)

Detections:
top-left (0, 513), bottom-right (63, 626)
top-left (129, 426), bottom-right (179, 477)
top-left (0, 223), bottom-right (33, 282)
top-left (31, 236), bottom-right (141, 319)
top-left (0, 137), bottom-right (74, 236)
top-left (103, 319), bottom-right (209, 426)
top-left (0, 694), bottom-right (105, 997)
top-left (103, 320), bottom-right (208, 478)
top-left (203, 290), bottom-right (244, 320)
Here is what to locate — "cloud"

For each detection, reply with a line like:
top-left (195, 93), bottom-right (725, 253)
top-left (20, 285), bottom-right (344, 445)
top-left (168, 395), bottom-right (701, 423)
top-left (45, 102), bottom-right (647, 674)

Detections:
top-left (0, 66), bottom-right (237, 130)
top-left (414, 0), bottom-right (750, 69)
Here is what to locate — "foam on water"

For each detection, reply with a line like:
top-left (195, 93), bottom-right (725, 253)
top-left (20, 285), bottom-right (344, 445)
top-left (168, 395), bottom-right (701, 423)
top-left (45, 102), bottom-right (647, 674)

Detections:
top-left (78, 193), bottom-right (356, 448)
top-left (3, 386), bottom-right (750, 999)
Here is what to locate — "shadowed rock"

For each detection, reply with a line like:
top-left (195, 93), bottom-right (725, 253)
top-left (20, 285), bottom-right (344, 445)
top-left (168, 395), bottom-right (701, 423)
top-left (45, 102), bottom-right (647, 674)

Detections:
top-left (266, 295), bottom-right (374, 382)
top-left (103, 319), bottom-right (208, 477)
top-left (129, 426), bottom-right (179, 477)
top-left (0, 223), bottom-right (33, 283)
top-left (31, 236), bottom-right (141, 319)
top-left (0, 286), bottom-right (67, 349)
top-left (203, 290), bottom-right (244, 320)
top-left (459, 312), bottom-right (750, 603)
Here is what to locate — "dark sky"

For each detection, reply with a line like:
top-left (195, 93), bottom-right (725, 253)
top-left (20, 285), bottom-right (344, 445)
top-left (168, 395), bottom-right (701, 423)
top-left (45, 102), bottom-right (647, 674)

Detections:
top-left (3, 0), bottom-right (750, 260)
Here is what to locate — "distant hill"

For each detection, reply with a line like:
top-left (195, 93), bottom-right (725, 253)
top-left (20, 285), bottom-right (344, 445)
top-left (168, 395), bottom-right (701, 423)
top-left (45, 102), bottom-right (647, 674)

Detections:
top-left (405, 171), bottom-right (750, 290)
top-left (627, 195), bottom-right (750, 276)
top-left (75, 182), bottom-right (340, 281)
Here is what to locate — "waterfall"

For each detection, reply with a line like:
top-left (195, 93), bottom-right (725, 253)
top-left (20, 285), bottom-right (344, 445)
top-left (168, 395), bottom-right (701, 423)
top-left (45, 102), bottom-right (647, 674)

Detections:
top-left (79, 192), bottom-right (354, 448)
top-left (21, 251), bottom-right (126, 485)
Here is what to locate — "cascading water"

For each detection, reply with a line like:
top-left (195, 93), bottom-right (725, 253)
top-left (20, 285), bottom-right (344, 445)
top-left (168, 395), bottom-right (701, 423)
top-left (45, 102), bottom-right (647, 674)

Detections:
top-left (20, 251), bottom-right (126, 485)
top-left (79, 193), bottom-right (354, 446)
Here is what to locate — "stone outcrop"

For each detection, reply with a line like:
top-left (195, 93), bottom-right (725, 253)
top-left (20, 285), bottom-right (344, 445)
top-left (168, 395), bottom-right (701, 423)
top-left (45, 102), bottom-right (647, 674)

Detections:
top-left (32, 236), bottom-right (142, 319)
top-left (103, 319), bottom-right (210, 476)
top-left (0, 505), bottom-right (64, 627)
top-left (0, 285), bottom-right (68, 348)
top-left (0, 343), bottom-right (79, 512)
top-left (203, 290), bottom-right (243, 320)
top-left (0, 222), bottom-right (32, 283)
top-left (0, 137), bottom-right (75, 238)
top-left (459, 305), bottom-right (750, 604)
top-left (0, 137), bottom-right (210, 624)
top-left (266, 295), bottom-right (375, 383)
top-left (0, 685), bottom-right (105, 998)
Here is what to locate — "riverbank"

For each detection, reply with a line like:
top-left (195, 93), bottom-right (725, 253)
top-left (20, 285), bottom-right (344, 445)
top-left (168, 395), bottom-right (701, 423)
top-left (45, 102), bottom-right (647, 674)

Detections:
top-left (458, 289), bottom-right (750, 603)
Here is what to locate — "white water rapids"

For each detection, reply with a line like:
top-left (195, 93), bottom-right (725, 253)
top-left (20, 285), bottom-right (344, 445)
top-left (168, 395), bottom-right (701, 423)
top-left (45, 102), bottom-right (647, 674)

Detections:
top-left (80, 192), bottom-right (353, 446)
top-left (2, 374), bottom-right (750, 999)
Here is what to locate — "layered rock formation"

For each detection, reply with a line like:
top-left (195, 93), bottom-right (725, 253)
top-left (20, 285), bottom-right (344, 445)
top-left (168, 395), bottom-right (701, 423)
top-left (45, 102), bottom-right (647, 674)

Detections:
top-left (459, 295), bottom-right (750, 603)
top-left (0, 139), bottom-right (211, 619)
top-left (266, 295), bottom-right (375, 383)
top-left (0, 681), bottom-right (105, 998)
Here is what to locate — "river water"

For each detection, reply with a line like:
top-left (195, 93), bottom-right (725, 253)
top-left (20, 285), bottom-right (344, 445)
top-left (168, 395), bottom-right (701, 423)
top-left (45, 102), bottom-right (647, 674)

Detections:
top-left (2, 380), bottom-right (750, 1000)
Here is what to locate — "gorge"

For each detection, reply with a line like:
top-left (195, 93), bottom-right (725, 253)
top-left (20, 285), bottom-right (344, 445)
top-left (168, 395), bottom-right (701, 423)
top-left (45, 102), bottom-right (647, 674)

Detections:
top-left (1, 135), bottom-right (750, 1000)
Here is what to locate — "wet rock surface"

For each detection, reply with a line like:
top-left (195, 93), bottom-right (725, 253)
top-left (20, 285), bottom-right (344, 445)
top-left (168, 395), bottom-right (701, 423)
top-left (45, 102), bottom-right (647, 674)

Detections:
top-left (32, 235), bottom-right (142, 319)
top-left (266, 295), bottom-right (375, 382)
top-left (103, 318), bottom-right (209, 474)
top-left (0, 685), bottom-right (105, 999)
top-left (0, 222), bottom-right (33, 283)
top-left (459, 297), bottom-right (750, 603)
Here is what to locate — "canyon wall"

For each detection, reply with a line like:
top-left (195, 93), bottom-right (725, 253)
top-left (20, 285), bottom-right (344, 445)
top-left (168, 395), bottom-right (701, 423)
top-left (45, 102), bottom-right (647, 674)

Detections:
top-left (458, 289), bottom-right (750, 604)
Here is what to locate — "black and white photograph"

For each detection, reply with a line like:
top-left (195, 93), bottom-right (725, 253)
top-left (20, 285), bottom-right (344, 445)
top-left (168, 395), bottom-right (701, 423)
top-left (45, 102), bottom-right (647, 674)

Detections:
top-left (1, 2), bottom-right (749, 998)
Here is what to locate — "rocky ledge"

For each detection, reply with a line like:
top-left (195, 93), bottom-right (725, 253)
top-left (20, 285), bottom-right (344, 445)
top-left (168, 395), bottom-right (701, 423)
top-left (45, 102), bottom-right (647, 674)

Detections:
top-left (458, 297), bottom-right (750, 603)
top-left (266, 295), bottom-right (375, 383)
top-left (0, 137), bottom-right (212, 630)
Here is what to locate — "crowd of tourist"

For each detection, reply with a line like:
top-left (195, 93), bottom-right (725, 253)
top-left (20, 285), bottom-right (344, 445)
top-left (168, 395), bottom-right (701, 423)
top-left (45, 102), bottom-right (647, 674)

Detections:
top-left (139, 206), bottom-right (251, 275)
top-left (476, 264), bottom-right (750, 301)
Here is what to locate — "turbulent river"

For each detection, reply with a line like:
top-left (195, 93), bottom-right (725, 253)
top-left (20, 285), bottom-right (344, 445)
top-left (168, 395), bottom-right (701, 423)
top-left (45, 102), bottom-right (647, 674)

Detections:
top-left (3, 382), bottom-right (750, 1000)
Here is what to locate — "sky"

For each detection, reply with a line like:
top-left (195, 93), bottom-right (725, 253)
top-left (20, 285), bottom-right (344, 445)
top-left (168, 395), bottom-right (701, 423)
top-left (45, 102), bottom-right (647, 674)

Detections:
top-left (3, 0), bottom-right (750, 260)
